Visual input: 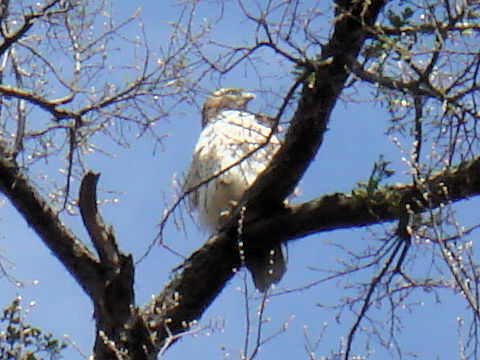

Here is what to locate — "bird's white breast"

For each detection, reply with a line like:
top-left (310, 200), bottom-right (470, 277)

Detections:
top-left (186, 110), bottom-right (281, 229)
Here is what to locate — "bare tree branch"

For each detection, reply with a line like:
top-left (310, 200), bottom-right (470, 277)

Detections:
top-left (145, 152), bottom-right (480, 354)
top-left (0, 0), bottom-right (65, 56)
top-left (0, 150), bottom-right (102, 299)
top-left (145, 0), bottom-right (389, 352)
top-left (1, 0), bottom-right (480, 358)
top-left (79, 172), bottom-right (120, 265)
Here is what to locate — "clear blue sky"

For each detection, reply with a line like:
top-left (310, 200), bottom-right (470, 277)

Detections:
top-left (0, 1), bottom-right (476, 359)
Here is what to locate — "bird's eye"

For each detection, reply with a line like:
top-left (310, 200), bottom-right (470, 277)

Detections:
top-left (228, 89), bottom-right (241, 96)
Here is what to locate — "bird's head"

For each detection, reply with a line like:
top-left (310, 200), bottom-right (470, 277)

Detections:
top-left (202, 88), bottom-right (255, 127)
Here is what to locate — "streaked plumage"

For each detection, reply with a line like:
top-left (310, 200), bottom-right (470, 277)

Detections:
top-left (184, 88), bottom-right (286, 291)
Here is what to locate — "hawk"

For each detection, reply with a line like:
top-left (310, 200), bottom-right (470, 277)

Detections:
top-left (184, 88), bottom-right (286, 291)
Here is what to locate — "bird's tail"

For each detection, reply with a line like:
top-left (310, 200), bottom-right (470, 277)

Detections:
top-left (245, 244), bottom-right (286, 292)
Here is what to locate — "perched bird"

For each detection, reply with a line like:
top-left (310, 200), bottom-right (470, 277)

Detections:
top-left (184, 88), bottom-right (286, 291)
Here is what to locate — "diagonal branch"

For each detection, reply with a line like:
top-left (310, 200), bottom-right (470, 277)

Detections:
top-left (0, 84), bottom-right (79, 120)
top-left (246, 155), bottom-right (480, 241)
top-left (228, 0), bottom-right (387, 223)
top-left (146, 153), bottom-right (480, 354)
top-left (0, 152), bottom-right (103, 300)
top-left (0, 0), bottom-right (67, 56)
top-left (146, 0), bottom-right (388, 353)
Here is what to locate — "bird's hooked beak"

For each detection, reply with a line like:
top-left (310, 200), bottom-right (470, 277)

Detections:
top-left (243, 91), bottom-right (255, 103)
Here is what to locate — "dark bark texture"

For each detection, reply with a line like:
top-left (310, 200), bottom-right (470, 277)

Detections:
top-left (2, 1), bottom-right (480, 359)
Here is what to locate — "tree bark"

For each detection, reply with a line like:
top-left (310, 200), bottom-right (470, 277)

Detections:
top-left (8, 1), bottom-right (480, 359)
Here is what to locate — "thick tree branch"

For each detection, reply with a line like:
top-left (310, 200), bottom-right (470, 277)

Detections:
top-left (0, 153), bottom-right (150, 360)
top-left (147, 0), bottom-right (388, 352)
top-left (147, 154), bottom-right (480, 354)
top-left (77, 172), bottom-right (152, 360)
top-left (247, 155), bottom-right (480, 241)
top-left (146, 234), bottom-right (238, 352)
top-left (79, 172), bottom-right (120, 265)
top-left (229, 0), bottom-right (387, 223)
top-left (0, 153), bottom-right (103, 299)
top-left (0, 84), bottom-right (79, 120)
